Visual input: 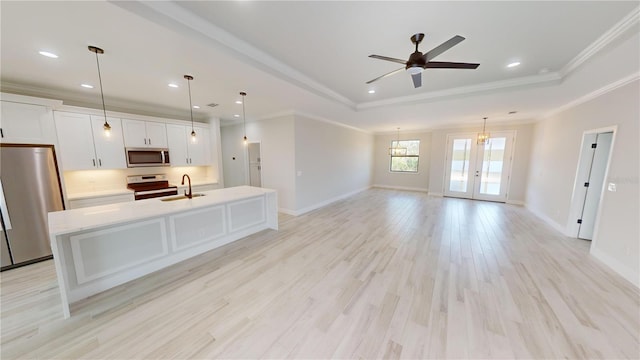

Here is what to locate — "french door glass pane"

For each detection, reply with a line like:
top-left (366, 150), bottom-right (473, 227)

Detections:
top-left (479, 137), bottom-right (506, 195)
top-left (449, 139), bottom-right (471, 192)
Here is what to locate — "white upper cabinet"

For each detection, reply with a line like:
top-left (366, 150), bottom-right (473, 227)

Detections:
top-left (166, 124), bottom-right (211, 166)
top-left (122, 119), bottom-right (167, 148)
top-left (0, 101), bottom-right (55, 144)
top-left (90, 116), bottom-right (126, 169)
top-left (54, 111), bottom-right (126, 170)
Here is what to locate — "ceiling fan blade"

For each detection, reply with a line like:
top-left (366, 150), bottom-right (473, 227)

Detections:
top-left (425, 61), bottom-right (480, 69)
top-left (368, 54), bottom-right (407, 65)
top-left (424, 35), bottom-right (465, 62)
top-left (411, 72), bottom-right (422, 88)
top-left (366, 67), bottom-right (404, 84)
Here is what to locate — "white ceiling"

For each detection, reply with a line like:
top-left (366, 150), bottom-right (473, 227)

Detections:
top-left (1, 1), bottom-right (638, 133)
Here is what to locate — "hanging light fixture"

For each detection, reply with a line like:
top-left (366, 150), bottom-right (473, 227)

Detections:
top-left (240, 91), bottom-right (247, 145)
top-left (184, 75), bottom-right (196, 142)
top-left (88, 46), bottom-right (111, 136)
top-left (477, 117), bottom-right (490, 145)
top-left (389, 127), bottom-right (407, 156)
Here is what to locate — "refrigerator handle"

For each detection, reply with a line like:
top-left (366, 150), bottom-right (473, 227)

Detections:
top-left (0, 179), bottom-right (12, 230)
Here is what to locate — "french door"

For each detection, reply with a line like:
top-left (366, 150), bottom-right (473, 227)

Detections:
top-left (443, 131), bottom-right (515, 202)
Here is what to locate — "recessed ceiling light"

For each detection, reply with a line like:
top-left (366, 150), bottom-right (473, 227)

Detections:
top-left (368, 90), bottom-right (376, 94)
top-left (235, 100), bottom-right (242, 104)
top-left (234, 114), bottom-right (240, 117)
top-left (193, 105), bottom-right (200, 109)
top-left (168, 83), bottom-right (179, 88)
top-left (507, 61), bottom-right (521, 68)
top-left (38, 51), bottom-right (58, 58)
top-left (81, 84), bottom-right (94, 89)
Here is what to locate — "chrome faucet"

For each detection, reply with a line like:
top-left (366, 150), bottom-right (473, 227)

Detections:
top-left (181, 174), bottom-right (192, 199)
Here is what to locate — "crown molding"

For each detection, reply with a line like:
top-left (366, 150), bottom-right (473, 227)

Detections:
top-left (292, 111), bottom-right (371, 134)
top-left (0, 81), bottom-right (210, 122)
top-left (542, 72), bottom-right (639, 119)
top-left (118, 1), bottom-right (356, 110)
top-left (560, 6), bottom-right (640, 78)
top-left (357, 72), bottom-right (562, 110)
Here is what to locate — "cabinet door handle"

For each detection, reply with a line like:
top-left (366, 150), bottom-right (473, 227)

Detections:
top-left (99, 159), bottom-right (102, 167)
top-left (186, 157), bottom-right (189, 164)
top-left (92, 159), bottom-right (96, 167)
top-left (0, 128), bottom-right (3, 138)
top-left (144, 138), bottom-right (147, 145)
top-left (148, 138), bottom-right (151, 145)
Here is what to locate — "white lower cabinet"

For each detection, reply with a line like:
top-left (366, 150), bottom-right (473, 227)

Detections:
top-left (54, 111), bottom-right (126, 170)
top-left (166, 124), bottom-right (210, 166)
top-left (0, 101), bottom-right (55, 144)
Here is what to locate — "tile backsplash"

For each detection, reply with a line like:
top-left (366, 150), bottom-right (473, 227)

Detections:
top-left (63, 166), bottom-right (214, 195)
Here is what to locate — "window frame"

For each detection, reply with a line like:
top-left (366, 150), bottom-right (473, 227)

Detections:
top-left (389, 139), bottom-right (420, 173)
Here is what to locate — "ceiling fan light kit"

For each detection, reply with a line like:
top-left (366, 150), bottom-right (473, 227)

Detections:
top-left (368, 33), bottom-right (480, 88)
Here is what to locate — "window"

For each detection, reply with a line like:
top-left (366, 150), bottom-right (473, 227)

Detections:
top-left (390, 140), bottom-right (420, 172)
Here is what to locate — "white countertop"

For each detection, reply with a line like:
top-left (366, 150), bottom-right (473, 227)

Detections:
top-left (49, 186), bottom-right (274, 236)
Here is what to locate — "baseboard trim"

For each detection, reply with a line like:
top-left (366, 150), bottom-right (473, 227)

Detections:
top-left (590, 247), bottom-right (640, 288)
top-left (428, 192), bottom-right (444, 197)
top-left (278, 208), bottom-right (297, 216)
top-left (524, 203), bottom-right (568, 236)
top-left (292, 186), bottom-right (371, 216)
top-left (372, 184), bottom-right (428, 193)
top-left (506, 199), bottom-right (525, 206)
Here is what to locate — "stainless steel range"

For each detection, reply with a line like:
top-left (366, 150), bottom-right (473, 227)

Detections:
top-left (127, 174), bottom-right (178, 200)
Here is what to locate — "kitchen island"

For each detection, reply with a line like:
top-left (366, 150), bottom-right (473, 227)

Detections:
top-left (48, 186), bottom-right (278, 319)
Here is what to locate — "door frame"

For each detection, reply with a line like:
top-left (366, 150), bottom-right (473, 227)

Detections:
top-left (442, 131), bottom-right (517, 202)
top-left (566, 126), bottom-right (617, 241)
top-left (246, 140), bottom-right (263, 187)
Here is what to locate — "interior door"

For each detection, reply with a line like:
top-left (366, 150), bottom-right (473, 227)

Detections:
top-left (248, 142), bottom-right (262, 187)
top-left (444, 132), bottom-right (515, 202)
top-left (578, 132), bottom-right (613, 240)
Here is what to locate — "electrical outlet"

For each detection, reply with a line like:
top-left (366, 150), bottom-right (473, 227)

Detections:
top-left (607, 183), bottom-right (617, 192)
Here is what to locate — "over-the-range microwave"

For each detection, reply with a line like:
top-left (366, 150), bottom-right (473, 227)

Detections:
top-left (125, 148), bottom-right (170, 167)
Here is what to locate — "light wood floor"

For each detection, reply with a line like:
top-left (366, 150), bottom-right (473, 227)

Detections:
top-left (1, 189), bottom-right (639, 359)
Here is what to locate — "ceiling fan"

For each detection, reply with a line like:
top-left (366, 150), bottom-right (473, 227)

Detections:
top-left (367, 33), bottom-right (480, 88)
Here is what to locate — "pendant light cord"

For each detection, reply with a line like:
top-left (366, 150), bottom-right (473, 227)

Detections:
top-left (94, 51), bottom-right (108, 126)
top-left (241, 92), bottom-right (247, 141)
top-left (187, 78), bottom-right (194, 132)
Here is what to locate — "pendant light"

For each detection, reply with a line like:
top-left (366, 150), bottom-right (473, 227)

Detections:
top-left (184, 75), bottom-right (196, 142)
top-left (240, 91), bottom-right (247, 145)
top-left (389, 127), bottom-right (407, 156)
top-left (88, 46), bottom-right (111, 136)
top-left (477, 117), bottom-right (490, 145)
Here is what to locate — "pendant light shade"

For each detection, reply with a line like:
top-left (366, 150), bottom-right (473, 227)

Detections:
top-left (240, 91), bottom-right (247, 145)
top-left (389, 127), bottom-right (407, 156)
top-left (477, 117), bottom-right (490, 145)
top-left (88, 46), bottom-right (111, 136)
top-left (184, 75), bottom-right (196, 142)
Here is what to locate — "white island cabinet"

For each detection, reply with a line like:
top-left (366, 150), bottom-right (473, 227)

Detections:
top-left (48, 186), bottom-right (277, 319)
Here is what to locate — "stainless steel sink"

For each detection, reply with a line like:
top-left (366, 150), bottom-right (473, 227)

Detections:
top-left (160, 194), bottom-right (206, 201)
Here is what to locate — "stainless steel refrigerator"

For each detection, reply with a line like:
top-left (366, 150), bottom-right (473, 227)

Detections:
top-left (0, 144), bottom-right (65, 270)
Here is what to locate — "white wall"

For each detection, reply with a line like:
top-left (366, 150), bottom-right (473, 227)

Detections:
top-left (294, 115), bottom-right (373, 212)
top-left (220, 115), bottom-right (297, 212)
top-left (372, 131), bottom-right (431, 192)
top-left (220, 124), bottom-right (248, 188)
top-left (428, 122), bottom-right (534, 203)
top-left (526, 80), bottom-right (639, 286)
